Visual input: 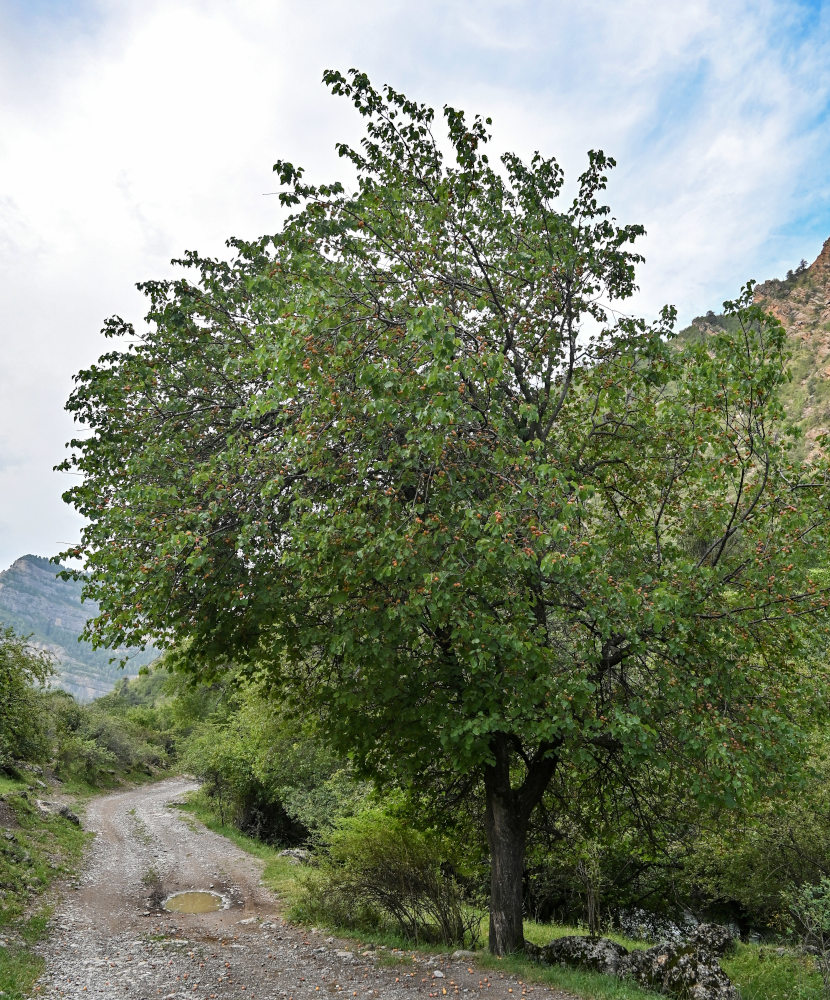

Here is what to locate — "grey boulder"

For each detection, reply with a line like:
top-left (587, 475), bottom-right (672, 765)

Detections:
top-left (687, 923), bottom-right (736, 957)
top-left (622, 941), bottom-right (739, 1000)
top-left (532, 935), bottom-right (629, 975)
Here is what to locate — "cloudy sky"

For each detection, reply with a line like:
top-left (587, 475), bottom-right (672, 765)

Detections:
top-left (1, 0), bottom-right (829, 573)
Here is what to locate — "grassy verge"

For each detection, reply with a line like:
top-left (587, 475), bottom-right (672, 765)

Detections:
top-left (58, 763), bottom-right (171, 800)
top-left (178, 791), bottom-right (825, 1000)
top-left (0, 775), bottom-right (27, 796)
top-left (722, 943), bottom-right (823, 1000)
top-left (0, 786), bottom-right (90, 999)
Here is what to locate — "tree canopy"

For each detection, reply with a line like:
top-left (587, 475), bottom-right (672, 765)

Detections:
top-left (61, 69), bottom-right (830, 953)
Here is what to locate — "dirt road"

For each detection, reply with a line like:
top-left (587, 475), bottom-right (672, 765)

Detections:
top-left (37, 777), bottom-right (574, 1000)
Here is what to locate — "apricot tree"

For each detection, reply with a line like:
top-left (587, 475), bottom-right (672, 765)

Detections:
top-left (61, 70), bottom-right (830, 953)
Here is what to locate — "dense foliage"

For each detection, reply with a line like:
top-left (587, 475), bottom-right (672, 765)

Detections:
top-left (0, 626), bottom-right (53, 769)
top-left (60, 71), bottom-right (830, 952)
top-left (180, 677), bottom-right (369, 841)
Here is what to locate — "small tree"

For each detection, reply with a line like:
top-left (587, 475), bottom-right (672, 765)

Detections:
top-left (60, 70), bottom-right (830, 953)
top-left (0, 626), bottom-right (53, 768)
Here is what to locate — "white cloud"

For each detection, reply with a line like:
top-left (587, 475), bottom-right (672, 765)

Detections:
top-left (0, 0), bottom-right (829, 569)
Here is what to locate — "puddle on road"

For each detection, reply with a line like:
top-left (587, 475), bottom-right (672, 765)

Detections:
top-left (163, 891), bottom-right (226, 913)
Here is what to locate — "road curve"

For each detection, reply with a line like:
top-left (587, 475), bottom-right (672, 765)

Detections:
top-left (37, 776), bottom-right (575, 1000)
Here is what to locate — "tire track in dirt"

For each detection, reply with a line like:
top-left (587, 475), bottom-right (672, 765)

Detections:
top-left (37, 776), bottom-right (575, 1000)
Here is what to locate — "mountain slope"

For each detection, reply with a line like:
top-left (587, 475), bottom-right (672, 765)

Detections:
top-left (684, 236), bottom-right (830, 457)
top-left (753, 237), bottom-right (830, 456)
top-left (0, 554), bottom-right (157, 701)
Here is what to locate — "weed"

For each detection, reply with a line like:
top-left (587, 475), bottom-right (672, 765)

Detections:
top-left (142, 867), bottom-right (165, 909)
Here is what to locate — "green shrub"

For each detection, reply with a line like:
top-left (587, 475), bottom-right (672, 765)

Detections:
top-left (786, 878), bottom-right (830, 996)
top-left (297, 809), bottom-right (480, 947)
top-left (682, 734), bottom-right (830, 930)
top-left (181, 683), bottom-right (369, 843)
top-left (0, 627), bottom-right (53, 768)
top-left (55, 732), bottom-right (118, 780)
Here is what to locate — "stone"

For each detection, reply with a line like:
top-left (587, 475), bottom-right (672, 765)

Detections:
top-left (688, 923), bottom-right (736, 957)
top-left (615, 907), bottom-right (696, 942)
top-left (536, 936), bottom-right (629, 976)
top-left (59, 805), bottom-right (81, 826)
top-left (622, 941), bottom-right (739, 1000)
top-left (278, 848), bottom-right (310, 864)
top-left (432, 969), bottom-right (445, 978)
top-left (525, 933), bottom-right (739, 1000)
top-left (451, 949), bottom-right (476, 960)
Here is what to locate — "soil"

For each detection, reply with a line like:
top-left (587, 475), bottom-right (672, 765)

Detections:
top-left (36, 777), bottom-right (576, 1000)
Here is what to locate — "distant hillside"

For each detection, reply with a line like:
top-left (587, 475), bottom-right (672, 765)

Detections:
top-left (0, 554), bottom-right (158, 702)
top-left (683, 236), bottom-right (830, 458)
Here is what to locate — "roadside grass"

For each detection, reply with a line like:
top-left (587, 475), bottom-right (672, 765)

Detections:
top-left (475, 951), bottom-right (661, 1000)
top-left (0, 942), bottom-right (45, 1000)
top-left (58, 764), bottom-right (170, 800)
top-left (521, 919), bottom-right (651, 952)
top-left (722, 943), bottom-right (823, 1000)
top-left (0, 788), bottom-right (90, 999)
top-left (179, 791), bottom-right (825, 1000)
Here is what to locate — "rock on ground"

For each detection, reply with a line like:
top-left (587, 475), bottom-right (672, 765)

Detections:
top-left (527, 936), bottom-right (628, 975)
top-left (687, 924), bottom-right (736, 958)
top-left (526, 933), bottom-right (739, 1000)
top-left (622, 941), bottom-right (739, 1000)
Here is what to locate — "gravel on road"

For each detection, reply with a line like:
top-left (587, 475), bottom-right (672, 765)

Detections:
top-left (36, 776), bottom-right (576, 1000)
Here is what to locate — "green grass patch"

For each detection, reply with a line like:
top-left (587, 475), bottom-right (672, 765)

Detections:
top-left (722, 942), bottom-right (823, 1000)
top-left (521, 918), bottom-right (650, 953)
top-left (470, 920), bottom-right (660, 1000)
top-left (0, 943), bottom-right (45, 1000)
top-left (0, 774), bottom-right (26, 796)
top-left (0, 792), bottom-right (89, 930)
top-left (476, 951), bottom-right (662, 1000)
top-left (0, 790), bottom-right (89, 999)
top-left (57, 764), bottom-right (171, 799)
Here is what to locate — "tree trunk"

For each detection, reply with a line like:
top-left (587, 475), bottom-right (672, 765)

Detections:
top-left (485, 771), bottom-right (528, 955)
top-left (484, 734), bottom-right (562, 955)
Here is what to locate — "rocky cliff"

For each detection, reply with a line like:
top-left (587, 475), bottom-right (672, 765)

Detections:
top-left (752, 238), bottom-right (830, 456)
top-left (0, 554), bottom-right (158, 701)
top-left (685, 237), bottom-right (830, 458)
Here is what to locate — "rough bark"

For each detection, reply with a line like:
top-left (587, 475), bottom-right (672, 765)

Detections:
top-left (484, 735), bottom-right (561, 955)
top-left (485, 776), bottom-right (527, 954)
